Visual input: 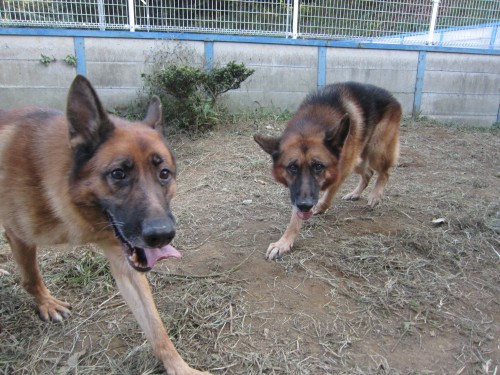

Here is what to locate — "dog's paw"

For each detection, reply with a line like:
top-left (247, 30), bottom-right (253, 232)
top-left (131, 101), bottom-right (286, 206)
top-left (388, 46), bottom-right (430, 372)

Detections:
top-left (313, 202), bottom-right (329, 215)
top-left (342, 191), bottom-right (361, 201)
top-left (36, 295), bottom-right (71, 322)
top-left (367, 193), bottom-right (382, 207)
top-left (265, 239), bottom-right (293, 261)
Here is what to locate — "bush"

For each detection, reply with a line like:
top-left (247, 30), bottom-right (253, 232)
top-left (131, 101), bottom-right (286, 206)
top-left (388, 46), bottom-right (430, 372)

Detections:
top-left (140, 44), bottom-right (254, 134)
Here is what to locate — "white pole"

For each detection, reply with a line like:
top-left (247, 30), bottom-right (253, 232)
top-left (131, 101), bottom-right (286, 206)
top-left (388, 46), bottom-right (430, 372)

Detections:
top-left (128, 0), bottom-right (135, 32)
top-left (97, 0), bottom-right (105, 30)
top-left (292, 0), bottom-right (299, 39)
top-left (428, 0), bottom-right (440, 45)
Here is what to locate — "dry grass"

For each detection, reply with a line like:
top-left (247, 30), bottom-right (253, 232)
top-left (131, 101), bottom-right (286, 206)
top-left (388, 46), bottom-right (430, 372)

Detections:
top-left (1, 118), bottom-right (499, 374)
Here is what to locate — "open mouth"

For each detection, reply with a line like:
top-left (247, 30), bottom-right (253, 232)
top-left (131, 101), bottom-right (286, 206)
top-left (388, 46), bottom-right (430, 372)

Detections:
top-left (296, 209), bottom-right (314, 221)
top-left (105, 211), bottom-right (181, 272)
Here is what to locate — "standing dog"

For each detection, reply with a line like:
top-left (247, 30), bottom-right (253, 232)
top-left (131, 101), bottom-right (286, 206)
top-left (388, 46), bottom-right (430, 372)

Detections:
top-left (254, 82), bottom-right (401, 260)
top-left (0, 75), bottom-right (209, 374)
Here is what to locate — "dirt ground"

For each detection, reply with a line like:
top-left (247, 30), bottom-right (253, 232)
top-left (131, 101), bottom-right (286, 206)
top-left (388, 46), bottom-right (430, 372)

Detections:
top-left (0, 118), bottom-right (499, 374)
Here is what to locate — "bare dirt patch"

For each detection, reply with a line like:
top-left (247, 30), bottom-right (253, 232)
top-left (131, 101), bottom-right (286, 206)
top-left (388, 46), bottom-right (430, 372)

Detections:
top-left (1, 119), bottom-right (499, 374)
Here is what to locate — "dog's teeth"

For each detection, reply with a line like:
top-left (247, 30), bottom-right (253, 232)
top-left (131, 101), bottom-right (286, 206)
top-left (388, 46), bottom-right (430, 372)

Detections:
top-left (129, 252), bottom-right (137, 263)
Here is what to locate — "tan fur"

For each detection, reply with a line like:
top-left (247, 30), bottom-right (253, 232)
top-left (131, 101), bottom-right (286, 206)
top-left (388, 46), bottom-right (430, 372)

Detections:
top-left (254, 82), bottom-right (401, 260)
top-left (0, 76), bottom-right (209, 375)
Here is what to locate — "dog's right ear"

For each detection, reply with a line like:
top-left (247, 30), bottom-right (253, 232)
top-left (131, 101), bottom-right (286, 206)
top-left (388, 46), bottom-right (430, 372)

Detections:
top-left (254, 134), bottom-right (281, 161)
top-left (66, 75), bottom-right (114, 149)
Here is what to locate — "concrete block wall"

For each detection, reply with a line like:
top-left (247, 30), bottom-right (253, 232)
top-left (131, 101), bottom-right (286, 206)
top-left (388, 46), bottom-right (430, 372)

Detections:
top-left (324, 48), bottom-right (418, 116)
top-left (0, 33), bottom-right (498, 126)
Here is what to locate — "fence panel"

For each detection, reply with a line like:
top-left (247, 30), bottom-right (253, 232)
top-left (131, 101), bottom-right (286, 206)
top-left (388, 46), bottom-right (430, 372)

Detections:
top-left (0, 0), bottom-right (130, 30)
top-left (134, 0), bottom-right (292, 36)
top-left (0, 0), bottom-right (498, 50)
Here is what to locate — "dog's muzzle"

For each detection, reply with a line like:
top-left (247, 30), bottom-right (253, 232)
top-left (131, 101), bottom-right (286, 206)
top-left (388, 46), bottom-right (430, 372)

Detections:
top-left (105, 211), bottom-right (181, 272)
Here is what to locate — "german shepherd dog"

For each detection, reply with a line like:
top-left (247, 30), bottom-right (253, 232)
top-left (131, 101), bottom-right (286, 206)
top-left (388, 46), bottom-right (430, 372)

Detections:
top-left (254, 82), bottom-right (401, 260)
top-left (0, 76), bottom-right (209, 374)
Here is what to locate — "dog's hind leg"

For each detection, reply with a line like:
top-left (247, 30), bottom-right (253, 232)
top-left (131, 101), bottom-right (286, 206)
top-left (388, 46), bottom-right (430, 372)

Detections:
top-left (5, 228), bottom-right (71, 322)
top-left (343, 161), bottom-right (374, 202)
top-left (365, 110), bottom-right (400, 207)
top-left (367, 171), bottom-right (389, 207)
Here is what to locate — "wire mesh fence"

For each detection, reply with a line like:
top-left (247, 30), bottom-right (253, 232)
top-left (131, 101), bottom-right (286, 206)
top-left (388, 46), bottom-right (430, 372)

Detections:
top-left (1, 0), bottom-right (499, 49)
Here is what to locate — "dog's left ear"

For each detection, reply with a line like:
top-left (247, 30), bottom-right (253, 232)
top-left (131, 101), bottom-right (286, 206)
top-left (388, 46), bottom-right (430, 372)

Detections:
top-left (143, 96), bottom-right (164, 130)
top-left (254, 134), bottom-right (281, 161)
top-left (325, 113), bottom-right (350, 155)
top-left (67, 75), bottom-right (114, 149)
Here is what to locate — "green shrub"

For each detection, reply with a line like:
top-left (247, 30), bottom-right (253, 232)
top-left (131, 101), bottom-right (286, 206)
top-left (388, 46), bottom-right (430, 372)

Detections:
top-left (140, 45), bottom-right (254, 135)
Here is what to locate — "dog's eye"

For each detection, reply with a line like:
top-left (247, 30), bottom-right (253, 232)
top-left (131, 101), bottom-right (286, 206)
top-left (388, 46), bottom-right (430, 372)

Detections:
top-left (111, 168), bottom-right (126, 180)
top-left (313, 162), bottom-right (325, 173)
top-left (287, 164), bottom-right (298, 175)
top-left (159, 169), bottom-right (170, 180)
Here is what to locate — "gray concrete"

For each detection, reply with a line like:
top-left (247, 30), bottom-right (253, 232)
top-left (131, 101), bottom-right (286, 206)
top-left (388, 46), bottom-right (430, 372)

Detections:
top-left (216, 42), bottom-right (318, 112)
top-left (421, 53), bottom-right (500, 126)
top-left (0, 35), bottom-right (498, 127)
top-left (325, 48), bottom-right (418, 116)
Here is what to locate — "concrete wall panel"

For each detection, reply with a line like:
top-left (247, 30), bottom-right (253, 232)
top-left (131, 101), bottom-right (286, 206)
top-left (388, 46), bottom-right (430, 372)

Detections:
top-left (0, 36), bottom-right (76, 109)
top-left (325, 48), bottom-right (418, 115)
top-left (0, 87), bottom-right (70, 109)
top-left (422, 52), bottom-right (500, 126)
top-left (325, 48), bottom-right (418, 93)
top-left (0, 35), bottom-right (498, 126)
top-left (84, 38), bottom-right (205, 101)
top-left (425, 52), bottom-right (500, 74)
top-left (0, 36), bottom-right (74, 59)
top-left (421, 93), bottom-right (498, 126)
top-left (214, 43), bottom-right (317, 111)
top-left (423, 71), bottom-right (500, 94)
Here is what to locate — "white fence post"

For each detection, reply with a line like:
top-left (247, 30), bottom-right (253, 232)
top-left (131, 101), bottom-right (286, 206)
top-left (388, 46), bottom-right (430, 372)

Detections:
top-left (292, 0), bottom-right (299, 39)
top-left (427, 0), bottom-right (440, 45)
top-left (128, 0), bottom-right (135, 32)
top-left (97, 0), bottom-right (105, 30)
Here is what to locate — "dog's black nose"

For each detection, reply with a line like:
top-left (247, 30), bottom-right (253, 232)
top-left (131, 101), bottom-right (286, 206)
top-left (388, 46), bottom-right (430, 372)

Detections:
top-left (142, 218), bottom-right (176, 248)
top-left (296, 200), bottom-right (314, 212)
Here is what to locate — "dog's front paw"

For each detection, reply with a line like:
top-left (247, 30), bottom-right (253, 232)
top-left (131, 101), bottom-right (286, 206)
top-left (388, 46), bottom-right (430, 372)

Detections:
top-left (265, 239), bottom-right (293, 261)
top-left (35, 294), bottom-right (71, 322)
top-left (313, 202), bottom-right (329, 215)
top-left (367, 193), bottom-right (382, 207)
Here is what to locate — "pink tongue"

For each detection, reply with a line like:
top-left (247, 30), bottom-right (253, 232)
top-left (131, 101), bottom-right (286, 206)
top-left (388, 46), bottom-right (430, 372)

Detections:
top-left (296, 210), bottom-right (314, 221)
top-left (145, 244), bottom-right (181, 269)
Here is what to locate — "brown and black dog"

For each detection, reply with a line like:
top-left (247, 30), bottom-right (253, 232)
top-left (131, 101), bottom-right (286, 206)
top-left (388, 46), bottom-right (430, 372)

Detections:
top-left (0, 76), bottom-right (209, 374)
top-left (254, 82), bottom-right (401, 260)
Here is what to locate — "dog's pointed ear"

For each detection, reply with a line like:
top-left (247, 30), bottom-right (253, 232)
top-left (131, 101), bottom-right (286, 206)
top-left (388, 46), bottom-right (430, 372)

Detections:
top-left (66, 75), bottom-right (114, 149)
top-left (325, 113), bottom-right (350, 153)
top-left (254, 134), bottom-right (281, 160)
top-left (143, 95), bottom-right (164, 130)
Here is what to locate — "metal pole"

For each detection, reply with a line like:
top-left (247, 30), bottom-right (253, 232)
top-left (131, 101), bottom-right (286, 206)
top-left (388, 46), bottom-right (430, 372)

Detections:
top-left (128, 0), bottom-right (135, 32)
top-left (292, 0), bottom-right (299, 39)
top-left (427, 0), bottom-right (440, 45)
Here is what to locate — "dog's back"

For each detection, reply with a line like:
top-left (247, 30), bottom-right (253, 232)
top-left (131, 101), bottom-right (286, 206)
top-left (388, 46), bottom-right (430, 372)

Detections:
top-left (0, 107), bottom-right (76, 245)
top-left (297, 82), bottom-right (401, 141)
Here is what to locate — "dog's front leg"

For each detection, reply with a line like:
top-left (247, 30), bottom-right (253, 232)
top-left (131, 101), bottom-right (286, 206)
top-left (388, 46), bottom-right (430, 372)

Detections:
top-left (104, 247), bottom-right (210, 375)
top-left (266, 208), bottom-right (302, 260)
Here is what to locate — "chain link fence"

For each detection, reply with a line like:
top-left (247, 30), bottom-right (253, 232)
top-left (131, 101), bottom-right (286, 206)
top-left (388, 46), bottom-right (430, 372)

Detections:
top-left (1, 0), bottom-right (499, 49)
